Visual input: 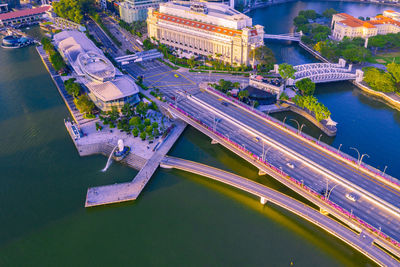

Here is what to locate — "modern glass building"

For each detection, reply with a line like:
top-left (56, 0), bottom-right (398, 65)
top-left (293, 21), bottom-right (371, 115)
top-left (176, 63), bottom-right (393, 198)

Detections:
top-left (119, 0), bottom-right (164, 23)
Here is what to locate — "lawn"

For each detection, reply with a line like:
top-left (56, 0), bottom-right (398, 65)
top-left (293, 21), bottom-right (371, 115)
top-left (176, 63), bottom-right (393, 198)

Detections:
top-left (366, 51), bottom-right (400, 65)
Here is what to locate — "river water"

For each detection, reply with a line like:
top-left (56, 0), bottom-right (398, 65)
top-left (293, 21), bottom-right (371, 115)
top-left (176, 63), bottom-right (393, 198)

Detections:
top-left (0, 1), bottom-right (399, 266)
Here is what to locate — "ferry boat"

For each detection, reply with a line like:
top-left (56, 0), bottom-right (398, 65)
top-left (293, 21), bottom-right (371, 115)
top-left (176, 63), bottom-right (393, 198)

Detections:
top-left (1, 34), bottom-right (33, 49)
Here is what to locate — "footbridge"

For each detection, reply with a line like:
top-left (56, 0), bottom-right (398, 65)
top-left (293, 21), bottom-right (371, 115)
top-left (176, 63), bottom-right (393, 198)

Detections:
top-left (161, 156), bottom-right (398, 267)
top-left (280, 59), bottom-right (364, 84)
top-left (264, 32), bottom-right (301, 42)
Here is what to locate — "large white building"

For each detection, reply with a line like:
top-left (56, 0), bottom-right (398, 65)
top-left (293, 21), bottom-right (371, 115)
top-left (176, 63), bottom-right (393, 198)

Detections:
top-left (119, 0), bottom-right (163, 23)
top-left (147, 1), bottom-right (264, 66)
top-left (331, 11), bottom-right (400, 41)
top-left (54, 31), bottom-right (140, 111)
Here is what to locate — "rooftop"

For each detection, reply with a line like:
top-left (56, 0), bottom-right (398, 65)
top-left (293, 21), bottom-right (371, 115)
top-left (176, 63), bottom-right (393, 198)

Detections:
top-left (87, 76), bottom-right (139, 102)
top-left (0, 5), bottom-right (51, 21)
top-left (77, 51), bottom-right (115, 82)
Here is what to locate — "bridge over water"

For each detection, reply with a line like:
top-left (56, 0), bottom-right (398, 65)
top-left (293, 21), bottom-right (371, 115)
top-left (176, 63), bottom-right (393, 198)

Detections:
top-left (274, 59), bottom-right (363, 84)
top-left (161, 156), bottom-right (399, 266)
top-left (264, 32), bottom-right (301, 42)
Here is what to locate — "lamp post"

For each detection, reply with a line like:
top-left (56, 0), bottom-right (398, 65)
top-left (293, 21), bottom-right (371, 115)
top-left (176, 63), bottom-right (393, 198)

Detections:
top-left (338, 143), bottom-right (342, 153)
top-left (290, 119), bottom-right (300, 134)
top-left (326, 183), bottom-right (339, 201)
top-left (359, 153), bottom-right (370, 167)
top-left (262, 146), bottom-right (273, 162)
top-left (318, 134), bottom-right (323, 144)
top-left (382, 165), bottom-right (388, 176)
top-left (299, 124), bottom-right (306, 135)
top-left (350, 147), bottom-right (361, 164)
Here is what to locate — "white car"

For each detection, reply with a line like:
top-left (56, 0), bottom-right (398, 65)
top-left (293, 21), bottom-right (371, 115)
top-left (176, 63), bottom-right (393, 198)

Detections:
top-left (286, 163), bottom-right (294, 169)
top-left (346, 193), bottom-right (357, 202)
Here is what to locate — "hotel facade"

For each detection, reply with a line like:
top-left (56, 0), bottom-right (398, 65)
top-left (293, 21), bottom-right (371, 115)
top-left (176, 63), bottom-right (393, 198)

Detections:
top-left (146, 1), bottom-right (264, 66)
top-left (331, 11), bottom-right (400, 41)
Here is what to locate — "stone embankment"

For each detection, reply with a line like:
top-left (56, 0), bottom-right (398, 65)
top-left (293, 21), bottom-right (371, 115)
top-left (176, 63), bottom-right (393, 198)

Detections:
top-left (281, 102), bottom-right (337, 136)
top-left (353, 81), bottom-right (400, 111)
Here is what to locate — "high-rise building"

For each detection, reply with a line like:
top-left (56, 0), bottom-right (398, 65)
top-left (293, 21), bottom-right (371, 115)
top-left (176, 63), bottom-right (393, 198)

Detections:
top-left (147, 1), bottom-right (264, 66)
top-left (119, 0), bottom-right (163, 23)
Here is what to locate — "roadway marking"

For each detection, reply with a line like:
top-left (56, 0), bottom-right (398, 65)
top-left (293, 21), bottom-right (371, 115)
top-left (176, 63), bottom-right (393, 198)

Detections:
top-left (143, 70), bottom-right (173, 79)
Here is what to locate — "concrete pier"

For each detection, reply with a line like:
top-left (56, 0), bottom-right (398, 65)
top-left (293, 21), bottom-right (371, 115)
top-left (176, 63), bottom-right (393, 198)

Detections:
top-left (85, 120), bottom-right (186, 207)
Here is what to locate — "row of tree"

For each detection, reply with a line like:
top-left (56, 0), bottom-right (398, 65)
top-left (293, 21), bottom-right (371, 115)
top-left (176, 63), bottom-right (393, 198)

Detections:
top-left (52, 0), bottom-right (94, 24)
top-left (293, 95), bottom-right (331, 122)
top-left (64, 78), bottom-right (96, 117)
top-left (99, 102), bottom-right (163, 141)
top-left (118, 20), bottom-right (147, 37)
top-left (363, 63), bottom-right (400, 93)
top-left (42, 37), bottom-right (66, 72)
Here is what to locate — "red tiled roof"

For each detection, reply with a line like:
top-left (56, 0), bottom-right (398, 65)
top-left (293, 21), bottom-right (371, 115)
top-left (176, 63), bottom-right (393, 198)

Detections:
top-left (336, 13), bottom-right (376, 28)
top-left (154, 11), bottom-right (243, 37)
top-left (371, 15), bottom-right (400, 27)
top-left (0, 5), bottom-right (51, 21)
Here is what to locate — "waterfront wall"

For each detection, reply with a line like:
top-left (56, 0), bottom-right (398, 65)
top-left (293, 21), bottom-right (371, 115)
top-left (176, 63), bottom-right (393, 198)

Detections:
top-left (353, 81), bottom-right (400, 111)
top-left (281, 102), bottom-right (337, 136)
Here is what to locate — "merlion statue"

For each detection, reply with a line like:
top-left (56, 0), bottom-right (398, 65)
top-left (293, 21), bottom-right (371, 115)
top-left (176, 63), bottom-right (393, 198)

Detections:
top-left (118, 139), bottom-right (124, 153)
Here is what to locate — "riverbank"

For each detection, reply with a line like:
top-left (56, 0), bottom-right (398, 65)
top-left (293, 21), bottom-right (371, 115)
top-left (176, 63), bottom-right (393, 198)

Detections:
top-left (353, 81), bottom-right (400, 111)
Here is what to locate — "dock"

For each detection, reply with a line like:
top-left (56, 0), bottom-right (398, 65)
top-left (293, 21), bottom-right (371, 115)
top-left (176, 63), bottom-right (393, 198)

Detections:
top-left (85, 120), bottom-right (186, 207)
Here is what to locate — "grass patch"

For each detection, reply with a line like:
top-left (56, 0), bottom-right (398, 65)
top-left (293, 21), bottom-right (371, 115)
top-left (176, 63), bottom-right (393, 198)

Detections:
top-left (366, 51), bottom-right (400, 65)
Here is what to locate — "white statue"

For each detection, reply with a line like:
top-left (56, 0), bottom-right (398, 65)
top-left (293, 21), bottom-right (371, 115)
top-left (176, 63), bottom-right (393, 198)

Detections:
top-left (118, 139), bottom-right (124, 152)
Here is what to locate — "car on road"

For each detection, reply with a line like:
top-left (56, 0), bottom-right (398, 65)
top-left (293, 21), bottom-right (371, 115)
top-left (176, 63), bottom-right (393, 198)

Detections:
top-left (221, 102), bottom-right (229, 107)
top-left (252, 137), bottom-right (260, 142)
top-left (286, 163), bottom-right (295, 169)
top-left (174, 74), bottom-right (179, 78)
top-left (346, 193), bottom-right (357, 202)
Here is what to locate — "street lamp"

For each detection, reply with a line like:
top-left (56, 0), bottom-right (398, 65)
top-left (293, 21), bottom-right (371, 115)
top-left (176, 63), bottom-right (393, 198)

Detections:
top-left (359, 153), bottom-right (370, 167)
top-left (382, 165), bottom-right (388, 176)
top-left (299, 124), bottom-right (306, 135)
top-left (262, 146), bottom-right (273, 162)
top-left (318, 134), bottom-right (323, 144)
top-left (290, 119), bottom-right (300, 134)
top-left (337, 143), bottom-right (342, 153)
top-left (350, 147), bottom-right (361, 164)
top-left (326, 184), bottom-right (339, 201)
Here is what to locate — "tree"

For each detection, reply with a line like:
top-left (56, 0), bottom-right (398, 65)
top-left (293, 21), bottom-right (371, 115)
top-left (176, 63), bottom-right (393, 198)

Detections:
top-left (49, 51), bottom-right (66, 71)
top-left (129, 116), bottom-right (141, 127)
top-left (41, 37), bottom-right (54, 52)
top-left (140, 131), bottom-right (147, 140)
top-left (387, 63), bottom-right (400, 84)
top-left (138, 123), bottom-right (145, 132)
top-left (136, 101), bottom-right (148, 116)
top-left (294, 15), bottom-right (308, 27)
top-left (132, 128), bottom-right (139, 137)
top-left (145, 125), bottom-right (153, 134)
top-left (369, 35), bottom-right (388, 54)
top-left (64, 79), bottom-right (81, 97)
top-left (299, 10), bottom-right (318, 20)
top-left (74, 94), bottom-right (95, 114)
top-left (248, 45), bottom-right (275, 67)
top-left (295, 78), bottom-right (315, 96)
top-left (363, 67), bottom-right (397, 92)
top-left (188, 56), bottom-right (195, 69)
top-left (358, 16), bottom-right (365, 21)
top-left (52, 0), bottom-right (94, 24)
top-left (322, 8), bottom-right (338, 19)
top-left (151, 122), bottom-right (158, 129)
top-left (144, 118), bottom-right (151, 126)
top-left (278, 63), bottom-right (296, 88)
top-left (238, 90), bottom-right (249, 100)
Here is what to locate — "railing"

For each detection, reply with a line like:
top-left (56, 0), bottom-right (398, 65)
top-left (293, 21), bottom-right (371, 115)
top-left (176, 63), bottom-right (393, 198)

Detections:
top-left (167, 102), bottom-right (400, 250)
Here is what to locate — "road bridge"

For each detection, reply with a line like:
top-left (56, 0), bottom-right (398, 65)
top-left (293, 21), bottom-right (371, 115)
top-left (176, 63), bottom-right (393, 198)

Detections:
top-left (124, 60), bottom-right (400, 257)
top-left (161, 156), bottom-right (399, 266)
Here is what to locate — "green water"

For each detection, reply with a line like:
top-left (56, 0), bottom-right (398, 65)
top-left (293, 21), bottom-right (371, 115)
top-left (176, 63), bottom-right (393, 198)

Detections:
top-left (4, 1), bottom-right (400, 264)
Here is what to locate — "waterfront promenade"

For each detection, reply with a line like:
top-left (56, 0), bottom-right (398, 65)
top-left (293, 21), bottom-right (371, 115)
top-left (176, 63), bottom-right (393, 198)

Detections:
top-left (36, 46), bottom-right (97, 126)
top-left (161, 156), bottom-right (399, 266)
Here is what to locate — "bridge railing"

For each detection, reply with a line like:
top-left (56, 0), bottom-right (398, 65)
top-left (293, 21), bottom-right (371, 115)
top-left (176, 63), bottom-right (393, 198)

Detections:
top-left (168, 102), bottom-right (400, 250)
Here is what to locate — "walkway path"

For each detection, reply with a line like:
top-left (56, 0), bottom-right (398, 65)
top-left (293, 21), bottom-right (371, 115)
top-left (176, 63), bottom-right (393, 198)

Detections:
top-left (160, 156), bottom-right (399, 267)
top-left (36, 46), bottom-right (97, 126)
